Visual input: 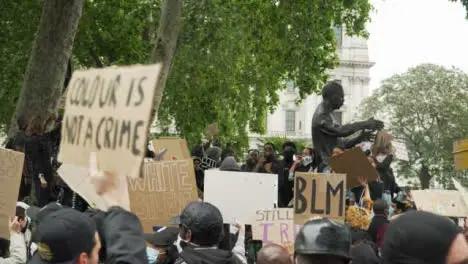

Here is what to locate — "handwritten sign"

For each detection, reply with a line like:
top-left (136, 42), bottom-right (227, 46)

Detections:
top-left (128, 160), bottom-right (198, 232)
top-left (329, 147), bottom-right (378, 188)
top-left (411, 190), bottom-right (468, 217)
top-left (128, 138), bottom-right (198, 232)
top-left (59, 64), bottom-right (162, 179)
top-left (0, 149), bottom-right (24, 239)
top-left (294, 173), bottom-right (346, 224)
top-left (252, 208), bottom-right (302, 254)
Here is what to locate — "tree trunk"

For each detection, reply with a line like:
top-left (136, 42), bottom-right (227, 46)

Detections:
top-left (8, 0), bottom-right (84, 137)
top-left (419, 164), bottom-right (431, 189)
top-left (150, 0), bottom-right (183, 120)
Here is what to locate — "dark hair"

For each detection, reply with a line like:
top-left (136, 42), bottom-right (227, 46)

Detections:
top-left (180, 202), bottom-right (224, 247)
top-left (264, 142), bottom-right (275, 150)
top-left (373, 199), bottom-right (388, 214)
top-left (322, 81), bottom-right (343, 99)
top-left (247, 149), bottom-right (259, 155)
top-left (15, 206), bottom-right (26, 221)
top-left (83, 209), bottom-right (106, 260)
top-left (221, 148), bottom-right (235, 161)
top-left (282, 141), bottom-right (296, 152)
top-left (351, 229), bottom-right (372, 244)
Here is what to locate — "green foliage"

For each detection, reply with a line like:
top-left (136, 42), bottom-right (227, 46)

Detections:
top-left (1, 0), bottom-right (372, 151)
top-left (359, 64), bottom-right (468, 188)
top-left (257, 137), bottom-right (309, 156)
top-left (0, 0), bottom-right (43, 131)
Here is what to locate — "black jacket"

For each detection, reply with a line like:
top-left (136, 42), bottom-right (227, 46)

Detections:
top-left (103, 207), bottom-right (148, 264)
top-left (175, 245), bottom-right (243, 264)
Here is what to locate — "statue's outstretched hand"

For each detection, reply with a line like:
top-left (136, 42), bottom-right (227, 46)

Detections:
top-left (365, 118), bottom-right (384, 131)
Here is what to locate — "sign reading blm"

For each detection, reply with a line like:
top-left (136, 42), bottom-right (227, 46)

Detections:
top-left (294, 173), bottom-right (346, 224)
top-left (59, 64), bottom-right (162, 179)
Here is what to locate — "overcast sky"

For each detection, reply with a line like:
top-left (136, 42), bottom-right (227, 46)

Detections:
top-left (367, 0), bottom-right (468, 90)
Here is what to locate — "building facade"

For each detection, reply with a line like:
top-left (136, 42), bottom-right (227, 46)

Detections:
top-left (249, 26), bottom-right (375, 149)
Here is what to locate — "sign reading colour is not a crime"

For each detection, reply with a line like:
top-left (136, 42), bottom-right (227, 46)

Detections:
top-left (59, 64), bottom-right (162, 179)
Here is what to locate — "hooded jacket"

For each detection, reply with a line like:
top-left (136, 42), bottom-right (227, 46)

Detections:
top-left (175, 246), bottom-right (243, 264)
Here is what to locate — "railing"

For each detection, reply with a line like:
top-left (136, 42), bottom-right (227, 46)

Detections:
top-left (250, 131), bottom-right (312, 139)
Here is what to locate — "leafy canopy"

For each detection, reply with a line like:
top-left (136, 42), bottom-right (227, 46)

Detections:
top-left (1, 0), bottom-right (372, 151)
top-left (359, 64), bottom-right (468, 188)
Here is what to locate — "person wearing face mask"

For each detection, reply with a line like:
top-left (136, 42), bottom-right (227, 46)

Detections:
top-left (145, 227), bottom-right (179, 264)
top-left (241, 150), bottom-right (260, 172)
top-left (289, 148), bottom-right (316, 176)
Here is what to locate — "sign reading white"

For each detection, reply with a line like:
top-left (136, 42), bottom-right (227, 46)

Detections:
top-left (59, 64), bottom-right (162, 179)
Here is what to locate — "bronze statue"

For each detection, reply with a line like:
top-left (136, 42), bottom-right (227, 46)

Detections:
top-left (312, 81), bottom-right (384, 172)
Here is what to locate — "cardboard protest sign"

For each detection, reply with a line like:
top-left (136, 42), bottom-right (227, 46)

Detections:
top-left (294, 173), bottom-right (346, 224)
top-left (452, 178), bottom-right (468, 215)
top-left (411, 190), bottom-right (468, 217)
top-left (393, 141), bottom-right (409, 162)
top-left (128, 138), bottom-right (198, 232)
top-left (0, 149), bottom-right (24, 239)
top-left (454, 139), bottom-right (468, 170)
top-left (329, 147), bottom-right (378, 188)
top-left (252, 208), bottom-right (302, 255)
top-left (58, 163), bottom-right (130, 211)
top-left (59, 64), bottom-right (162, 179)
top-left (204, 171), bottom-right (278, 225)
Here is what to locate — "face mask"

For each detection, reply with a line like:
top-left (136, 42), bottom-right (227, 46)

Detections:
top-left (146, 247), bottom-right (159, 264)
top-left (302, 156), bottom-right (313, 166)
top-left (388, 206), bottom-right (394, 220)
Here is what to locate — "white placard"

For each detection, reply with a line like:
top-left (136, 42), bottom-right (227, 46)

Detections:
top-left (393, 141), bottom-right (409, 161)
top-left (203, 170), bottom-right (278, 225)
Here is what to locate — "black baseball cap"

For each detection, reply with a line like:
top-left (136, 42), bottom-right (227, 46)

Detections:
top-left (27, 202), bottom-right (63, 224)
top-left (145, 227), bottom-right (179, 247)
top-left (30, 208), bottom-right (97, 264)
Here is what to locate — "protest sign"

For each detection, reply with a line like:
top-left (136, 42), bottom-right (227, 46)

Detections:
top-left (329, 147), bottom-right (378, 188)
top-left (412, 190), bottom-right (468, 217)
top-left (252, 208), bottom-right (302, 255)
top-left (0, 149), bottom-right (24, 239)
top-left (294, 173), bottom-right (346, 224)
top-left (454, 139), bottom-right (468, 170)
top-left (393, 141), bottom-right (409, 162)
top-left (58, 163), bottom-right (130, 211)
top-left (204, 171), bottom-right (278, 225)
top-left (59, 64), bottom-right (162, 179)
top-left (128, 138), bottom-right (198, 232)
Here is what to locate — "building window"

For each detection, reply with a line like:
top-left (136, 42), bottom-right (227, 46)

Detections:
top-left (285, 110), bottom-right (296, 132)
top-left (286, 81), bottom-right (295, 92)
top-left (333, 26), bottom-right (343, 48)
top-left (332, 111), bottom-right (342, 125)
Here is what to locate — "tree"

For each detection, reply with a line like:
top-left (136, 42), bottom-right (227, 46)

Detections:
top-left (8, 0), bottom-right (84, 137)
top-left (1, 0), bottom-right (373, 152)
top-left (359, 64), bottom-right (468, 189)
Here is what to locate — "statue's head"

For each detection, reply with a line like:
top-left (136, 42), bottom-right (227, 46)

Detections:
top-left (322, 81), bottom-right (344, 110)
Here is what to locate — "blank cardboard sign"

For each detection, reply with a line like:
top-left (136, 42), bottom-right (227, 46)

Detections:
top-left (411, 190), bottom-right (468, 217)
top-left (0, 149), bottom-right (24, 239)
top-left (329, 147), bottom-right (378, 188)
top-left (294, 173), bottom-right (346, 224)
top-left (204, 170), bottom-right (278, 225)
